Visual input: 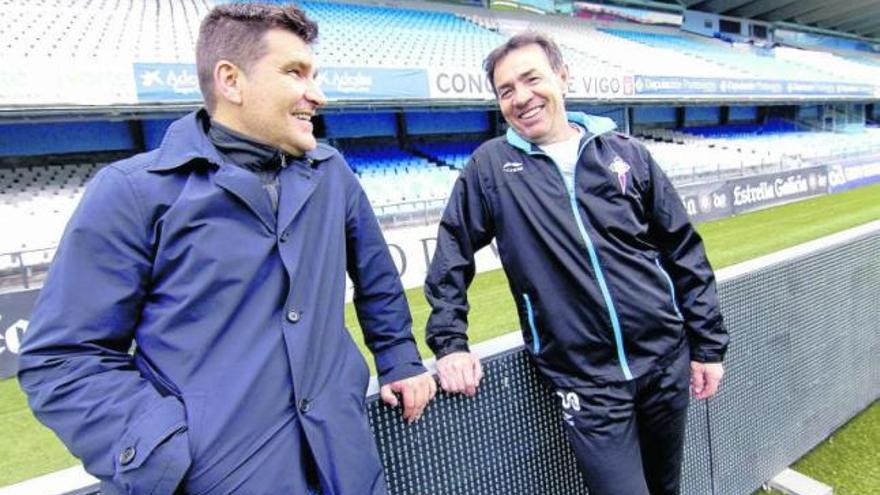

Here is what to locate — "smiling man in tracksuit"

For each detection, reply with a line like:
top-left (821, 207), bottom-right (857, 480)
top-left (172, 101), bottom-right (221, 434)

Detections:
top-left (425, 32), bottom-right (729, 495)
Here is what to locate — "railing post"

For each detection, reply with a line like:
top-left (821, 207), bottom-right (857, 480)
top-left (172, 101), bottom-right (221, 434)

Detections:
top-left (15, 252), bottom-right (29, 290)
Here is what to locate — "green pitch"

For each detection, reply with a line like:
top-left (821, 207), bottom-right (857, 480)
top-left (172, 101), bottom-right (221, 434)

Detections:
top-left (781, 400), bottom-right (879, 495)
top-left (1, 182), bottom-right (879, 487)
top-left (759, 400), bottom-right (879, 495)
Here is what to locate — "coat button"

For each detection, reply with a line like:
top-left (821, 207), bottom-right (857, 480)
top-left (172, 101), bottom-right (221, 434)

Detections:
top-left (119, 446), bottom-right (136, 466)
top-left (280, 230), bottom-right (290, 243)
top-left (287, 310), bottom-right (300, 323)
top-left (299, 398), bottom-right (312, 413)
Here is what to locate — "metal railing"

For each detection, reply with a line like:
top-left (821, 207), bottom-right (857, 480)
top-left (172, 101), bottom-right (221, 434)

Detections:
top-left (0, 247), bottom-right (54, 294)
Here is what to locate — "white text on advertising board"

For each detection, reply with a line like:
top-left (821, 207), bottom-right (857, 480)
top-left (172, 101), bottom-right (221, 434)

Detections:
top-left (843, 162), bottom-right (880, 181)
top-left (733, 175), bottom-right (811, 207)
top-left (432, 71), bottom-right (494, 98)
top-left (139, 68), bottom-right (199, 95)
top-left (681, 191), bottom-right (727, 217)
top-left (573, 75), bottom-right (633, 97)
top-left (318, 70), bottom-right (374, 94)
top-left (0, 316), bottom-right (28, 356)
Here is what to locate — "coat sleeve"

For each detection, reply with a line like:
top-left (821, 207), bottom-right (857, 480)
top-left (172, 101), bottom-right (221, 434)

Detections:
top-left (17, 166), bottom-right (191, 494)
top-left (641, 146), bottom-right (729, 363)
top-left (424, 156), bottom-right (496, 359)
top-left (344, 169), bottom-right (426, 386)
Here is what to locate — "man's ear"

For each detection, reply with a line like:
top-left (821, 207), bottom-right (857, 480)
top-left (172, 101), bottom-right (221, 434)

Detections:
top-left (558, 64), bottom-right (570, 92)
top-left (214, 60), bottom-right (244, 106)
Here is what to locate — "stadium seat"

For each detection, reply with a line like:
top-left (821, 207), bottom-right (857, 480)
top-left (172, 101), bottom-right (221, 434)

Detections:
top-left (4, 0), bottom-right (880, 92)
top-left (337, 143), bottom-right (459, 209)
top-left (638, 124), bottom-right (880, 183)
top-left (599, 28), bottom-right (844, 82)
top-left (414, 141), bottom-right (481, 170)
top-left (0, 162), bottom-right (99, 255)
top-left (1, 0), bottom-right (208, 62)
top-left (301, 1), bottom-right (506, 68)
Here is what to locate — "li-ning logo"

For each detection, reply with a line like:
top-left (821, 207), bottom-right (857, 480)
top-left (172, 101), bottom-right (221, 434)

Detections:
top-left (502, 161), bottom-right (524, 173)
top-left (608, 156), bottom-right (631, 193)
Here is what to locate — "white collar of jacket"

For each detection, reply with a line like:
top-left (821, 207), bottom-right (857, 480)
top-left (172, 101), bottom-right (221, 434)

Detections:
top-left (148, 109), bottom-right (336, 172)
top-left (505, 112), bottom-right (617, 154)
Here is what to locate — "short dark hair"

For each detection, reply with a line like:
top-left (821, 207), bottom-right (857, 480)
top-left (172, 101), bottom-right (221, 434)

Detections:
top-left (196, 3), bottom-right (319, 112)
top-left (483, 32), bottom-right (565, 93)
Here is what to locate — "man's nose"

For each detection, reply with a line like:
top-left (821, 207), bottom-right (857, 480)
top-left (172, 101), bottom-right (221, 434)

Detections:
top-left (306, 78), bottom-right (327, 107)
top-left (512, 86), bottom-right (531, 107)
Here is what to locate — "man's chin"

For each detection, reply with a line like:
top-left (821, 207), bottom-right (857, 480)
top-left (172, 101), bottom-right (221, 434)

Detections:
top-left (283, 138), bottom-right (317, 157)
top-left (505, 119), bottom-right (541, 140)
top-left (517, 126), bottom-right (548, 144)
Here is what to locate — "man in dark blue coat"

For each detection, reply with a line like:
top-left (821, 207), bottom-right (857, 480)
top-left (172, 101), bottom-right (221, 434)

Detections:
top-left (18, 4), bottom-right (435, 494)
top-left (425, 33), bottom-right (728, 495)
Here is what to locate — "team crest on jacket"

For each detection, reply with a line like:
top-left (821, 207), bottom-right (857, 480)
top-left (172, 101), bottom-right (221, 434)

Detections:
top-left (502, 161), bottom-right (524, 173)
top-left (608, 157), bottom-right (631, 193)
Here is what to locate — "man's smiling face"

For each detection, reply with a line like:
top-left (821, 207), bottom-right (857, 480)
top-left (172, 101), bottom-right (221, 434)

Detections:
top-left (235, 28), bottom-right (326, 156)
top-left (493, 43), bottom-right (570, 146)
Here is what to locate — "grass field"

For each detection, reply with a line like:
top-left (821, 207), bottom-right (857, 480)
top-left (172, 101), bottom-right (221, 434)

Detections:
top-left (1, 182), bottom-right (879, 487)
top-left (782, 400), bottom-right (879, 495)
top-left (759, 400), bottom-right (879, 495)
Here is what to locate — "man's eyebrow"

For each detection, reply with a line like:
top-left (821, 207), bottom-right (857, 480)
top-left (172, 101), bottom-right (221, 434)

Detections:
top-left (497, 75), bottom-right (518, 90)
top-left (497, 68), bottom-right (539, 90)
top-left (283, 59), bottom-right (314, 73)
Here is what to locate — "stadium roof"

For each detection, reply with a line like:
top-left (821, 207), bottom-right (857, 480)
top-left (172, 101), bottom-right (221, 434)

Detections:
top-left (643, 0), bottom-right (880, 41)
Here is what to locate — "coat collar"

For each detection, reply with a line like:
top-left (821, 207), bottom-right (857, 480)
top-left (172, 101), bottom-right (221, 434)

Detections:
top-left (505, 111), bottom-right (617, 154)
top-left (148, 109), bottom-right (335, 172)
top-left (148, 109), bottom-right (335, 233)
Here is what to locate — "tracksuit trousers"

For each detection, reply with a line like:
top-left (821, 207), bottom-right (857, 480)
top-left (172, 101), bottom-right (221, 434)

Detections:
top-left (556, 347), bottom-right (691, 495)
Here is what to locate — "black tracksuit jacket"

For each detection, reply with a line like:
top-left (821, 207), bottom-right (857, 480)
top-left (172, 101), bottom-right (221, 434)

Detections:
top-left (425, 113), bottom-right (728, 386)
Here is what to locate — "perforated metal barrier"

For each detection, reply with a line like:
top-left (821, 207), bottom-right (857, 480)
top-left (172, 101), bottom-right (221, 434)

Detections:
top-left (708, 228), bottom-right (880, 495)
top-left (369, 349), bottom-right (589, 495)
top-left (21, 223), bottom-right (880, 495)
top-left (367, 350), bottom-right (715, 495)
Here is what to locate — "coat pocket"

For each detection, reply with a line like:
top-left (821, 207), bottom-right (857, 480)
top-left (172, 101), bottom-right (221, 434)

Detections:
top-left (112, 396), bottom-right (191, 494)
top-left (654, 258), bottom-right (683, 320)
top-left (181, 393), bottom-right (205, 462)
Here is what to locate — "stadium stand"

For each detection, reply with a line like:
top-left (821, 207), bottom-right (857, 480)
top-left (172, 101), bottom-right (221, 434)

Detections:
top-left (302, 0), bottom-right (506, 68)
top-left (774, 46), bottom-right (880, 84)
top-left (466, 12), bottom-right (743, 79)
top-left (0, 162), bottom-right (97, 242)
top-left (637, 124), bottom-right (880, 182)
top-left (340, 143), bottom-right (459, 214)
top-left (463, 8), bottom-right (880, 85)
top-left (0, 0), bottom-right (207, 62)
top-left (3, 0), bottom-right (878, 88)
top-left (414, 141), bottom-right (482, 170)
top-left (600, 28), bottom-right (840, 82)
top-left (0, 161), bottom-right (102, 285)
